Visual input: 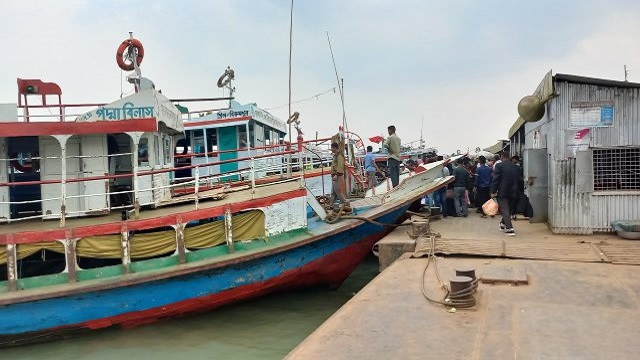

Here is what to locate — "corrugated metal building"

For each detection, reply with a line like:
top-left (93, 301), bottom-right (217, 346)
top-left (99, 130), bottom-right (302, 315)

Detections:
top-left (510, 71), bottom-right (640, 234)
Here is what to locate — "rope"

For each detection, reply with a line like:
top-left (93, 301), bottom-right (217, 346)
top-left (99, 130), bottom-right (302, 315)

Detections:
top-left (420, 233), bottom-right (478, 309)
top-left (323, 205), bottom-right (414, 227)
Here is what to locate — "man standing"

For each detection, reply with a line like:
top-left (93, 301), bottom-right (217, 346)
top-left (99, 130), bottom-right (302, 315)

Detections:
top-left (490, 152), bottom-right (521, 235)
top-left (433, 156), bottom-right (450, 218)
top-left (453, 158), bottom-right (469, 217)
top-left (329, 142), bottom-right (349, 207)
top-left (364, 145), bottom-right (383, 189)
top-left (383, 125), bottom-right (401, 187)
top-left (474, 155), bottom-right (492, 217)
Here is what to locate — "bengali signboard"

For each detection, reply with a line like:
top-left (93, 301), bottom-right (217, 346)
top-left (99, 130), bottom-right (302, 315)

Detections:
top-left (569, 100), bottom-right (614, 128)
top-left (566, 128), bottom-right (590, 158)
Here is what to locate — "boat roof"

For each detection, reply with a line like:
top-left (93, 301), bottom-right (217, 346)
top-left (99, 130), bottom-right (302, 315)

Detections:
top-left (183, 101), bottom-right (287, 133)
top-left (0, 88), bottom-right (183, 137)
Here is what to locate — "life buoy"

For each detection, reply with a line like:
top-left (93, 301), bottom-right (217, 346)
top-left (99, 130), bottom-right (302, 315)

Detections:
top-left (286, 111), bottom-right (300, 124)
top-left (116, 38), bottom-right (145, 71)
top-left (217, 68), bottom-right (235, 88)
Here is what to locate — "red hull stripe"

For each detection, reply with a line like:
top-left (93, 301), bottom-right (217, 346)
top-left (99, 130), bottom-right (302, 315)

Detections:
top-left (0, 118), bottom-right (158, 137)
top-left (0, 188), bottom-right (306, 245)
top-left (66, 230), bottom-right (381, 332)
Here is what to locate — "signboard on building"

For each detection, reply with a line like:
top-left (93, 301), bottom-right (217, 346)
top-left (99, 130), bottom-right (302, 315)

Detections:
top-left (569, 100), bottom-right (614, 128)
top-left (566, 128), bottom-right (590, 158)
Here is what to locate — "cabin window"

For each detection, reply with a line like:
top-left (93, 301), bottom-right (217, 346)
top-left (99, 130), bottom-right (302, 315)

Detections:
top-left (192, 129), bottom-right (205, 154)
top-left (238, 125), bottom-right (248, 149)
top-left (138, 138), bottom-right (149, 166)
top-left (164, 137), bottom-right (171, 165)
top-left (249, 122), bottom-right (256, 148)
top-left (264, 127), bottom-right (271, 148)
top-left (593, 147), bottom-right (640, 191)
top-left (154, 135), bottom-right (161, 166)
top-left (206, 128), bottom-right (218, 153)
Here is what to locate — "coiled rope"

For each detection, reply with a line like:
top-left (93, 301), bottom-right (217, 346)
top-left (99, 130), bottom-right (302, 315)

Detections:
top-left (420, 232), bottom-right (478, 309)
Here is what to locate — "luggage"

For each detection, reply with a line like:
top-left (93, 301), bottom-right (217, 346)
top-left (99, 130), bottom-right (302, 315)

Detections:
top-left (482, 198), bottom-right (500, 216)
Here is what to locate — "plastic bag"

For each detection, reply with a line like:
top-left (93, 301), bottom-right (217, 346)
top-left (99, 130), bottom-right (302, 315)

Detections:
top-left (482, 198), bottom-right (499, 216)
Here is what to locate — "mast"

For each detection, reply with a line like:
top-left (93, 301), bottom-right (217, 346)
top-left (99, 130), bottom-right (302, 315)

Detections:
top-left (287, 0), bottom-right (294, 176)
top-left (326, 32), bottom-right (350, 161)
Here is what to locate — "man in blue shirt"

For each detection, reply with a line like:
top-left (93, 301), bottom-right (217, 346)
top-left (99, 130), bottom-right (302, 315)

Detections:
top-left (474, 155), bottom-right (492, 217)
top-left (364, 146), bottom-right (383, 188)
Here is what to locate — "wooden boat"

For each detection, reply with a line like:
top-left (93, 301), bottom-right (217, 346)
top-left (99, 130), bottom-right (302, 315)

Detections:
top-left (0, 35), bottom-right (453, 346)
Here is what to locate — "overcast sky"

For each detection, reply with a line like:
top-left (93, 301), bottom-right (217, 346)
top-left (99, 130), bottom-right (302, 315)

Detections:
top-left (1, 0), bottom-right (639, 154)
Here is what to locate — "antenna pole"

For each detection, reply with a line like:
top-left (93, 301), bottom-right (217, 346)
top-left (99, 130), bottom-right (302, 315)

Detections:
top-left (327, 32), bottom-right (347, 131)
top-left (287, 0), bottom-right (294, 176)
top-left (420, 116), bottom-right (424, 149)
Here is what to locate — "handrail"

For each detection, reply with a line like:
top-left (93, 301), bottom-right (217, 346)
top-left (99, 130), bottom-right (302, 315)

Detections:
top-left (0, 148), bottom-right (299, 187)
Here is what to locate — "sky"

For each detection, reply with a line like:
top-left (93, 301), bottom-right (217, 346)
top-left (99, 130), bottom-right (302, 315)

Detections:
top-left (2, 0), bottom-right (640, 154)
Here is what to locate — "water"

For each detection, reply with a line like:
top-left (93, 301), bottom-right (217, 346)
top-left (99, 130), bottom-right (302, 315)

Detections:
top-left (1, 255), bottom-right (380, 360)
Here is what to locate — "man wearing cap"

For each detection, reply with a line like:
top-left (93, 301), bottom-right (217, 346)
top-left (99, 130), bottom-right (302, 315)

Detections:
top-left (383, 125), bottom-right (401, 187)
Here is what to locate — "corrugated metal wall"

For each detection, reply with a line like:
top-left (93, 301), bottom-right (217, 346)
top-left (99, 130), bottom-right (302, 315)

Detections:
top-left (547, 80), bottom-right (640, 234)
top-left (549, 158), bottom-right (594, 234)
top-left (591, 194), bottom-right (640, 232)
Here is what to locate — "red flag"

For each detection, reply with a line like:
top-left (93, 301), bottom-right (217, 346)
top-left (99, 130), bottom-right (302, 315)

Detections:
top-left (369, 135), bottom-right (384, 144)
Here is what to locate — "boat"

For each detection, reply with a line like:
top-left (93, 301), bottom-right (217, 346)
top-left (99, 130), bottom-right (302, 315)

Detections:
top-left (0, 35), bottom-right (453, 346)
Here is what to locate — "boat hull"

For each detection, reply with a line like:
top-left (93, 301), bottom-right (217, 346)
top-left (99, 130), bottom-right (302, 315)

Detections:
top-left (0, 203), bottom-right (413, 346)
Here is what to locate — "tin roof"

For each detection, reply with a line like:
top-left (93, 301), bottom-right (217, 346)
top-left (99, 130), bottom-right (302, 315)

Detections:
top-left (554, 73), bottom-right (640, 88)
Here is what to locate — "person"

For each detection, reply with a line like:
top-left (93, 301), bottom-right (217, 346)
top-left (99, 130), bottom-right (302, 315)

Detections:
top-left (364, 145), bottom-right (383, 188)
top-left (433, 157), bottom-right (450, 217)
top-left (452, 158), bottom-right (469, 217)
top-left (383, 125), bottom-right (401, 187)
top-left (492, 154), bottom-right (502, 169)
top-left (474, 155), bottom-right (492, 217)
top-left (490, 152), bottom-right (521, 236)
top-left (329, 142), bottom-right (349, 207)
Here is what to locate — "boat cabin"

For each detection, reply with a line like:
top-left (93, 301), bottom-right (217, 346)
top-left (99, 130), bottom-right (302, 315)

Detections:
top-left (0, 78), bottom-right (183, 222)
top-left (176, 101), bottom-right (288, 181)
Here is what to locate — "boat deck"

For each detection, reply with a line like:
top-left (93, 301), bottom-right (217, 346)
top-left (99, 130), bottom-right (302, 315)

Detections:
top-left (0, 179), bottom-right (303, 236)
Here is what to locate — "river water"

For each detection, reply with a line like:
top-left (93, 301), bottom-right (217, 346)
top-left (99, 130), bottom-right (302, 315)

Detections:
top-left (1, 255), bottom-right (379, 360)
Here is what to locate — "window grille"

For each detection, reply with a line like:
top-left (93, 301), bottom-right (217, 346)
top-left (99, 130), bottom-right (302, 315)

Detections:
top-left (593, 147), bottom-right (640, 191)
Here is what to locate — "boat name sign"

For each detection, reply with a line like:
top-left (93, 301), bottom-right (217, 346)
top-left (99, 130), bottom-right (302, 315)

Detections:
top-left (79, 102), bottom-right (154, 121)
top-left (217, 109), bottom-right (250, 119)
top-left (253, 108), bottom-right (287, 133)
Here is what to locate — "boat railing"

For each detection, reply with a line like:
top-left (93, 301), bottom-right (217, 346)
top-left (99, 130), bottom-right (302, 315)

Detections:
top-left (0, 146), bottom-right (303, 225)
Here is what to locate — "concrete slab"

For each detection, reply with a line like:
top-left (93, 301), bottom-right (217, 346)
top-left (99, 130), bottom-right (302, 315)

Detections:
top-left (374, 219), bottom-right (417, 271)
top-left (286, 257), bottom-right (640, 360)
top-left (480, 264), bottom-right (528, 285)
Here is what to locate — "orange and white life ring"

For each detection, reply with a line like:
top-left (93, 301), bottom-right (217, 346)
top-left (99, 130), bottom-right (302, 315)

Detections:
top-left (116, 38), bottom-right (145, 71)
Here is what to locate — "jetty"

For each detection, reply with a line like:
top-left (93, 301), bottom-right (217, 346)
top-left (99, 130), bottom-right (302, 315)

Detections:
top-left (286, 213), bottom-right (640, 359)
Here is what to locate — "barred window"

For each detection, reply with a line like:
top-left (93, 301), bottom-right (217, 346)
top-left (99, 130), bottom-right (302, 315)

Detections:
top-left (593, 148), bottom-right (640, 191)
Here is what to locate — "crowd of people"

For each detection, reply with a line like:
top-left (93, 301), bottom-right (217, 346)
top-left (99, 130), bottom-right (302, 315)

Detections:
top-left (432, 152), bottom-right (529, 236)
top-left (328, 125), bottom-right (531, 236)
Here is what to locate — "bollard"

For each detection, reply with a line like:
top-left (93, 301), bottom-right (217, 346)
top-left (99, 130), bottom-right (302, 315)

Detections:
top-left (455, 268), bottom-right (476, 281)
top-left (449, 275), bottom-right (474, 299)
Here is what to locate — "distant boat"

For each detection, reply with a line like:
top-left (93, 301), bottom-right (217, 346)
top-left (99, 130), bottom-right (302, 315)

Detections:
top-left (0, 35), bottom-right (453, 346)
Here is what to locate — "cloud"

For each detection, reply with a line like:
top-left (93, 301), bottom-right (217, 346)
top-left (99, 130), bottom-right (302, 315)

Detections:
top-left (1, 1), bottom-right (639, 154)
